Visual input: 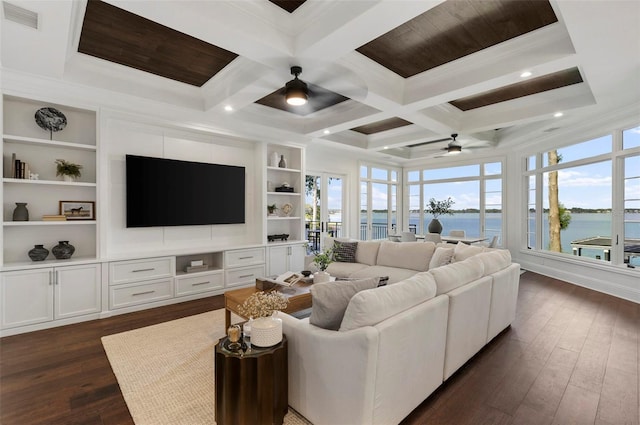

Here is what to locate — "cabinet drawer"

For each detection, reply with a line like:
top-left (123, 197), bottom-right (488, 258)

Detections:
top-left (225, 265), bottom-right (265, 288)
top-left (110, 278), bottom-right (174, 309)
top-left (110, 257), bottom-right (174, 285)
top-left (224, 248), bottom-right (265, 268)
top-left (175, 271), bottom-right (224, 297)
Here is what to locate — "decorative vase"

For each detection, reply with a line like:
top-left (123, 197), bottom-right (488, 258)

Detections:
top-left (314, 270), bottom-right (330, 283)
top-left (251, 312), bottom-right (283, 347)
top-left (52, 241), bottom-right (75, 259)
top-left (63, 175), bottom-right (75, 182)
top-left (12, 203), bottom-right (29, 221)
top-left (28, 244), bottom-right (49, 261)
top-left (270, 152), bottom-right (279, 167)
top-left (278, 154), bottom-right (287, 168)
top-left (428, 218), bottom-right (443, 234)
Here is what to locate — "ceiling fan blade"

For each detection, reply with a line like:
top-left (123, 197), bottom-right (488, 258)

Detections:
top-left (407, 136), bottom-right (452, 148)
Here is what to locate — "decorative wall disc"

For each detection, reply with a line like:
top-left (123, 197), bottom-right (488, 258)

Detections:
top-left (35, 107), bottom-right (67, 137)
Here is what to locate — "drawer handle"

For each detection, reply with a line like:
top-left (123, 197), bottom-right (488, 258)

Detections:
top-left (132, 268), bottom-right (155, 273)
top-left (238, 274), bottom-right (254, 278)
top-left (192, 282), bottom-right (209, 286)
top-left (132, 290), bottom-right (155, 296)
top-left (239, 256), bottom-right (253, 260)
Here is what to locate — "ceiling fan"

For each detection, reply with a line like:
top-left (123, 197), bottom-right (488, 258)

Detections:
top-left (408, 133), bottom-right (492, 156)
top-left (279, 64), bottom-right (368, 105)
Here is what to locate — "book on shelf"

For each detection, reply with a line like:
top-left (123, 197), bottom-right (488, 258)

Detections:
top-left (42, 215), bottom-right (67, 221)
top-left (11, 156), bottom-right (30, 179)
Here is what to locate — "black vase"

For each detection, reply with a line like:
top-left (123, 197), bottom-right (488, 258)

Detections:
top-left (12, 203), bottom-right (29, 221)
top-left (52, 241), bottom-right (75, 259)
top-left (28, 244), bottom-right (49, 261)
top-left (428, 218), bottom-right (443, 234)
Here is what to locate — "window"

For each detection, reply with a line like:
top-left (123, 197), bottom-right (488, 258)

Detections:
top-left (360, 164), bottom-right (400, 240)
top-left (406, 160), bottom-right (503, 242)
top-left (525, 126), bottom-right (640, 267)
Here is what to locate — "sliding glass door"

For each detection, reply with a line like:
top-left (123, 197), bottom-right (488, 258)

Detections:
top-left (305, 173), bottom-right (345, 252)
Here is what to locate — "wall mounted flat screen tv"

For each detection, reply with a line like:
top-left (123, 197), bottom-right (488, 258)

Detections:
top-left (126, 155), bottom-right (245, 227)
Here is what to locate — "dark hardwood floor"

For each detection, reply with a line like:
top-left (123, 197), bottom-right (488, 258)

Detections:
top-left (1, 272), bottom-right (637, 425)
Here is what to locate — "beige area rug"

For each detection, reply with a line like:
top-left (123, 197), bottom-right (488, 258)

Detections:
top-left (101, 309), bottom-right (311, 425)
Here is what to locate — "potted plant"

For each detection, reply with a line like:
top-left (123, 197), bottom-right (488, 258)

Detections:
top-left (55, 159), bottom-right (82, 182)
top-left (425, 197), bottom-right (455, 234)
top-left (312, 246), bottom-right (334, 283)
top-left (267, 204), bottom-right (278, 216)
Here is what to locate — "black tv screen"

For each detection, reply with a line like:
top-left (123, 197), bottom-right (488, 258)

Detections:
top-left (126, 155), bottom-right (245, 227)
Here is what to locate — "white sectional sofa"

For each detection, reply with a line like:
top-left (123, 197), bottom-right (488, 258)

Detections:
top-left (282, 243), bottom-right (520, 425)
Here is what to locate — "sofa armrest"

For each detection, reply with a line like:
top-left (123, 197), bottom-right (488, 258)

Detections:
top-left (280, 313), bottom-right (379, 425)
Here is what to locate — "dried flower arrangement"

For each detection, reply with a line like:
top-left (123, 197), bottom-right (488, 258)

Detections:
top-left (238, 291), bottom-right (289, 318)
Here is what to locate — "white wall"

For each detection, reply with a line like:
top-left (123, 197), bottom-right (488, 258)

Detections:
top-left (102, 116), bottom-right (261, 258)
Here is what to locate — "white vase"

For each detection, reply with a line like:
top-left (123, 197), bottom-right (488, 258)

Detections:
top-left (251, 313), bottom-right (282, 347)
top-left (270, 152), bottom-right (280, 167)
top-left (314, 270), bottom-right (330, 283)
top-left (63, 175), bottom-right (75, 182)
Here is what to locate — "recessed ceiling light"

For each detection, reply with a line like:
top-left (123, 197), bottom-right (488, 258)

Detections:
top-left (383, 146), bottom-right (389, 150)
top-left (323, 129), bottom-right (330, 135)
top-left (520, 71), bottom-right (532, 78)
top-left (554, 112), bottom-right (563, 118)
top-left (224, 105), bottom-right (233, 112)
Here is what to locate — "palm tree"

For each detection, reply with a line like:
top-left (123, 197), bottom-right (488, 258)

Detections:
top-left (548, 150), bottom-right (571, 252)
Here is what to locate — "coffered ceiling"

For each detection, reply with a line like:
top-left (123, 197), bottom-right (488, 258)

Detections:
top-left (2, 0), bottom-right (639, 163)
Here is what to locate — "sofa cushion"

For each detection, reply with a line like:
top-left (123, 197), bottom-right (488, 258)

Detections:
top-left (333, 241), bottom-right (358, 263)
top-left (431, 256), bottom-right (485, 295)
top-left (453, 241), bottom-right (484, 262)
top-left (309, 277), bottom-right (380, 330)
top-left (326, 261), bottom-right (369, 278)
top-left (476, 250), bottom-right (512, 275)
top-left (376, 241), bottom-right (435, 272)
top-left (355, 240), bottom-right (381, 266)
top-left (348, 265), bottom-right (418, 284)
top-left (429, 246), bottom-right (454, 269)
top-left (339, 272), bottom-right (438, 331)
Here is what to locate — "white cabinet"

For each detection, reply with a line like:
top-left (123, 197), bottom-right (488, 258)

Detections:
top-left (224, 247), bottom-right (266, 288)
top-left (268, 243), bottom-right (306, 276)
top-left (266, 144), bottom-right (305, 244)
top-left (2, 96), bottom-right (98, 267)
top-left (1, 263), bottom-right (101, 329)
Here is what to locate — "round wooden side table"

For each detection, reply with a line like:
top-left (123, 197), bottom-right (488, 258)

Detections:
top-left (215, 335), bottom-right (288, 425)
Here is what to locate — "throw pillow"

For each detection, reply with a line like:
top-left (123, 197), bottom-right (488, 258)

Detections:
top-left (309, 277), bottom-right (379, 330)
top-left (333, 241), bottom-right (358, 263)
top-left (428, 246), bottom-right (454, 269)
top-left (453, 241), bottom-right (484, 262)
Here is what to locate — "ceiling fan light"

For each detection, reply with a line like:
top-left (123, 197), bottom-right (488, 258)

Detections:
top-left (448, 145), bottom-right (462, 154)
top-left (285, 66), bottom-right (309, 106)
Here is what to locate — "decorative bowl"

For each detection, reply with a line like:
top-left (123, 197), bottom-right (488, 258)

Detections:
top-left (301, 270), bottom-right (312, 277)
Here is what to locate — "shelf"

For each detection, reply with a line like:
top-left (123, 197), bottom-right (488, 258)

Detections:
top-left (267, 216), bottom-right (301, 220)
top-left (267, 166), bottom-right (301, 173)
top-left (3, 134), bottom-right (96, 151)
top-left (3, 178), bottom-right (96, 187)
top-left (1, 256), bottom-right (100, 271)
top-left (267, 191), bottom-right (301, 196)
top-left (4, 221), bottom-right (97, 226)
top-left (175, 268), bottom-right (223, 277)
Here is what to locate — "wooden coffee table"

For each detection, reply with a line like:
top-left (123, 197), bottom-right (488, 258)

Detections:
top-left (224, 282), bottom-right (313, 328)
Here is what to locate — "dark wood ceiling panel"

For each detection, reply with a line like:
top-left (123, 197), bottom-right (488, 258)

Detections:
top-left (78, 0), bottom-right (238, 87)
top-left (356, 0), bottom-right (557, 78)
top-left (351, 117), bottom-right (413, 135)
top-left (255, 83), bottom-right (349, 116)
top-left (450, 67), bottom-right (583, 111)
top-left (268, 1), bottom-right (306, 13)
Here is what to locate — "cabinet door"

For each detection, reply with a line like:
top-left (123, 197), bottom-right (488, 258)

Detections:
top-left (55, 264), bottom-right (101, 319)
top-left (288, 244), bottom-right (306, 272)
top-left (1, 269), bottom-right (53, 329)
top-left (268, 245), bottom-right (289, 276)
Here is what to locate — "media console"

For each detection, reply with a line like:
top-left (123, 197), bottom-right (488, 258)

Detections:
top-left (0, 242), bottom-right (306, 337)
